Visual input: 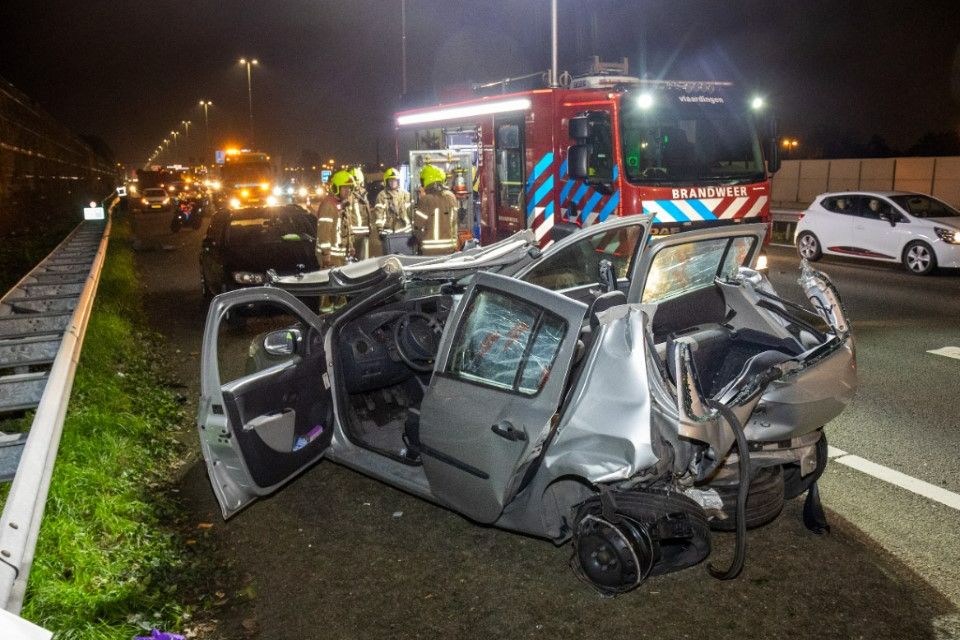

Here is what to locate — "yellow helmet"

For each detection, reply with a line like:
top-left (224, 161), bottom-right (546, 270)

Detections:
top-left (329, 170), bottom-right (354, 196)
top-left (383, 167), bottom-right (400, 185)
top-left (351, 166), bottom-right (365, 187)
top-left (420, 164), bottom-right (446, 189)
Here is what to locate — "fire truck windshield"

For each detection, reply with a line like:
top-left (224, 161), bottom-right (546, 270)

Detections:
top-left (620, 104), bottom-right (765, 186)
top-left (221, 162), bottom-right (273, 186)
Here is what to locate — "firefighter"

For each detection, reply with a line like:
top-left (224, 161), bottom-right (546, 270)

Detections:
top-left (414, 164), bottom-right (459, 256)
top-left (347, 167), bottom-right (382, 260)
top-left (315, 170), bottom-right (354, 269)
top-left (375, 167), bottom-right (411, 233)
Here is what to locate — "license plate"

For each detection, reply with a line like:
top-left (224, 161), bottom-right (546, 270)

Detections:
top-left (151, 205), bottom-right (161, 209)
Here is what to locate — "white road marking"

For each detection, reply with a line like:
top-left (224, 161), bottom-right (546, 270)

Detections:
top-left (828, 451), bottom-right (960, 511)
top-left (928, 346), bottom-right (960, 360)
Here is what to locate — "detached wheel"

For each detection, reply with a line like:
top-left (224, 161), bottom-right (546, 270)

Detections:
top-left (797, 232), bottom-right (822, 261)
top-left (571, 489), bottom-right (711, 594)
top-left (903, 241), bottom-right (936, 275)
top-left (709, 466), bottom-right (785, 531)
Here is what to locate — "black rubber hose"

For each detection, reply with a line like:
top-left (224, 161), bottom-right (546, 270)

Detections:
top-left (706, 399), bottom-right (750, 580)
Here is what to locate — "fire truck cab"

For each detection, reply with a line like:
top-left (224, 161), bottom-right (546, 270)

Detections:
top-left (395, 64), bottom-right (779, 248)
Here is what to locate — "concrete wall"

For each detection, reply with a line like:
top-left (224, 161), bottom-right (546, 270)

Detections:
top-left (771, 156), bottom-right (960, 208)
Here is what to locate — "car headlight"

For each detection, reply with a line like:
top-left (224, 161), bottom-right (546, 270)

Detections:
top-left (755, 254), bottom-right (769, 270)
top-left (233, 271), bottom-right (266, 285)
top-left (286, 186), bottom-right (295, 195)
top-left (266, 195), bottom-right (278, 206)
top-left (298, 187), bottom-right (308, 198)
top-left (240, 189), bottom-right (250, 198)
top-left (229, 198), bottom-right (241, 209)
top-left (273, 186), bottom-right (284, 196)
top-left (162, 198), bottom-right (170, 205)
top-left (141, 198), bottom-right (149, 205)
top-left (935, 227), bottom-right (960, 244)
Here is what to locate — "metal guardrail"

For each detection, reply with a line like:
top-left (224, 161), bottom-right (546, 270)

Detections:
top-left (0, 207), bottom-right (112, 616)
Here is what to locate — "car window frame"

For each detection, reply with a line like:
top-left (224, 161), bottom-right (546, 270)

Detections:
top-left (442, 285), bottom-right (569, 399)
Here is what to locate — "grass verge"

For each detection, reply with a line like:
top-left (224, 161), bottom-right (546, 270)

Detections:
top-left (15, 217), bottom-right (203, 638)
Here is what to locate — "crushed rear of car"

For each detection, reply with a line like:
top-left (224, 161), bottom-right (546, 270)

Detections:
top-left (198, 219), bottom-right (856, 594)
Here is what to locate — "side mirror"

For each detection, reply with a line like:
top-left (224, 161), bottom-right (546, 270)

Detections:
top-left (879, 213), bottom-right (896, 227)
top-left (568, 115), bottom-right (590, 140)
top-left (567, 144), bottom-right (591, 180)
top-left (263, 328), bottom-right (302, 357)
top-left (598, 258), bottom-right (617, 293)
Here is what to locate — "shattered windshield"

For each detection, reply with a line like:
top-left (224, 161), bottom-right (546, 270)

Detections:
top-left (642, 236), bottom-right (755, 303)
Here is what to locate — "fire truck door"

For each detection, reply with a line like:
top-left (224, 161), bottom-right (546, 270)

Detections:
top-left (494, 120), bottom-right (525, 239)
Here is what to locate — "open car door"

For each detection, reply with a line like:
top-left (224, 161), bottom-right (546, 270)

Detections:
top-left (627, 223), bottom-right (768, 305)
top-left (417, 272), bottom-right (587, 523)
top-left (199, 288), bottom-right (332, 518)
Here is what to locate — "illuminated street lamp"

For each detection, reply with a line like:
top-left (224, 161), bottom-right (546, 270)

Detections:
top-left (199, 100), bottom-right (213, 162)
top-left (239, 58), bottom-right (259, 142)
top-left (781, 138), bottom-right (799, 158)
top-left (181, 120), bottom-right (192, 158)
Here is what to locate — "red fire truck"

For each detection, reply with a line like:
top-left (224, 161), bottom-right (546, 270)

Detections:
top-left (395, 66), bottom-right (780, 247)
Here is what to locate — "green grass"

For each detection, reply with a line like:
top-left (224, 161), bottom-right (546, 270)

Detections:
top-left (14, 218), bottom-right (201, 639)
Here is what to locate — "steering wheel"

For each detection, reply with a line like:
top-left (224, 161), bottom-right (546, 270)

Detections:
top-left (393, 311), bottom-right (444, 372)
top-left (641, 167), bottom-right (668, 179)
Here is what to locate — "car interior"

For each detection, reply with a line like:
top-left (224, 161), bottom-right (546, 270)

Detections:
top-left (334, 287), bottom-right (457, 461)
top-left (329, 232), bottom-right (832, 464)
top-left (640, 237), bottom-right (828, 402)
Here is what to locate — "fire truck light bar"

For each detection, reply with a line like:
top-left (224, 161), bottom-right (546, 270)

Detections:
top-left (397, 98), bottom-right (532, 126)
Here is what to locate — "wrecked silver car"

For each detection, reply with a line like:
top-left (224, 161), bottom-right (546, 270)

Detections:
top-left (198, 217), bottom-right (856, 594)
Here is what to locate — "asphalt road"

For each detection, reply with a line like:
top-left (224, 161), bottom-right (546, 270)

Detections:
top-left (131, 219), bottom-right (960, 639)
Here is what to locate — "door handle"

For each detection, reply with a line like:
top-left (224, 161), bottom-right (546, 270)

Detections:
top-left (491, 420), bottom-right (526, 442)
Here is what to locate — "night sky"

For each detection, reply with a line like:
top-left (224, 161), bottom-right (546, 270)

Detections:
top-left (2, 0), bottom-right (958, 167)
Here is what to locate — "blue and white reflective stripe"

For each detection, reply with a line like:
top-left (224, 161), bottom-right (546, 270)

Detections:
top-left (558, 158), bottom-right (568, 179)
top-left (597, 190), bottom-right (620, 222)
top-left (527, 174), bottom-right (554, 220)
top-left (571, 183), bottom-right (589, 205)
top-left (580, 192), bottom-right (603, 224)
top-left (526, 151), bottom-right (554, 191)
top-left (558, 177), bottom-right (575, 204)
top-left (686, 199), bottom-right (718, 220)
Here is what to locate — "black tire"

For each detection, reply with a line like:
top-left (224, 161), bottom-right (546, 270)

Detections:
top-left (573, 488), bottom-right (712, 586)
top-left (796, 231), bottom-right (822, 261)
top-left (783, 432), bottom-right (828, 500)
top-left (903, 240), bottom-right (937, 275)
top-left (708, 465), bottom-right (784, 531)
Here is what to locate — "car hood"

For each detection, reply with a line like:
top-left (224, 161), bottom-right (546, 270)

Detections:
top-left (927, 217), bottom-right (960, 230)
top-left (271, 230), bottom-right (537, 296)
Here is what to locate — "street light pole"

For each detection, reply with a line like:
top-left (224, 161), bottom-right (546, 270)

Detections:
top-left (239, 58), bottom-right (258, 142)
top-left (401, 0), bottom-right (407, 97)
top-left (550, 0), bottom-right (558, 87)
top-left (199, 101), bottom-right (212, 163)
top-left (170, 131), bottom-right (180, 162)
top-left (181, 120), bottom-right (192, 162)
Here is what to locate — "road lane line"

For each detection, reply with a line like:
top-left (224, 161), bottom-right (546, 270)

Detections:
top-left (831, 454), bottom-right (960, 511)
top-left (827, 445), bottom-right (847, 458)
top-left (928, 346), bottom-right (960, 360)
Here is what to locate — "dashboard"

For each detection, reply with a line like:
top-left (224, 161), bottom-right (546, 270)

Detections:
top-left (338, 294), bottom-right (456, 393)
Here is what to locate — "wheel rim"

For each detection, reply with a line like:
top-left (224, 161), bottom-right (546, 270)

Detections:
top-left (906, 245), bottom-right (931, 272)
top-left (799, 235), bottom-right (818, 258)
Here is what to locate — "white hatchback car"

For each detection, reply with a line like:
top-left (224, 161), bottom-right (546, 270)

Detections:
top-left (795, 191), bottom-right (960, 275)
